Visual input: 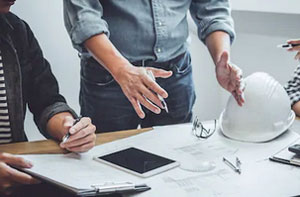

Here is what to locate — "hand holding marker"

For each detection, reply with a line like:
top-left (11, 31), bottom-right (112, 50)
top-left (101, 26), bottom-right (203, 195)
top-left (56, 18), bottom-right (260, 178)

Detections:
top-left (62, 116), bottom-right (82, 143)
top-left (278, 39), bottom-right (300, 60)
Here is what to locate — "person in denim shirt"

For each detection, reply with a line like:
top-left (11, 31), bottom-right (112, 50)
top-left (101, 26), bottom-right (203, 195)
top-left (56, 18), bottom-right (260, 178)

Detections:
top-left (0, 1), bottom-right (96, 195)
top-left (64, 0), bottom-right (244, 132)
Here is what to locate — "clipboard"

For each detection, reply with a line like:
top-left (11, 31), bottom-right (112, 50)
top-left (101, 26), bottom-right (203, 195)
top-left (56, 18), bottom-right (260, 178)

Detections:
top-left (18, 167), bottom-right (150, 196)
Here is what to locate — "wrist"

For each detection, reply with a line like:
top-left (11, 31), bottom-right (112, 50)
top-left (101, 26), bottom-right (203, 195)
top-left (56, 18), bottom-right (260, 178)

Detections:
top-left (109, 58), bottom-right (133, 80)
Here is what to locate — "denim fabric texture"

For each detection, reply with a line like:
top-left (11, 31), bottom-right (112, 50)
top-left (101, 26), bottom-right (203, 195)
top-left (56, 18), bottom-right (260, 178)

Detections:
top-left (64, 0), bottom-right (235, 62)
top-left (80, 52), bottom-right (196, 132)
top-left (63, 0), bottom-right (235, 132)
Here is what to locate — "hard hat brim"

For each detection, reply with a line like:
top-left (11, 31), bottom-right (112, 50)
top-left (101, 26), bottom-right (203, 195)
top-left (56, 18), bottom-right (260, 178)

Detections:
top-left (219, 110), bottom-right (295, 143)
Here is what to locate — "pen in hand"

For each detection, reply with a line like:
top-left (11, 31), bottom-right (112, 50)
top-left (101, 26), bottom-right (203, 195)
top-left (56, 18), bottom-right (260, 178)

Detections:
top-left (62, 116), bottom-right (82, 143)
top-left (146, 70), bottom-right (169, 113)
top-left (277, 43), bottom-right (300, 49)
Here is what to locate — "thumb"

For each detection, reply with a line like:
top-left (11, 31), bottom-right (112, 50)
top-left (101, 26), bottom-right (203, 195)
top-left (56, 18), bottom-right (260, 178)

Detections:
top-left (147, 67), bottom-right (173, 78)
top-left (217, 51), bottom-right (229, 68)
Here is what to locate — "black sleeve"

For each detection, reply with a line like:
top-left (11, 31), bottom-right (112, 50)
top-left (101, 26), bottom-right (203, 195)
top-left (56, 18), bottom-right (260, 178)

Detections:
top-left (23, 20), bottom-right (77, 139)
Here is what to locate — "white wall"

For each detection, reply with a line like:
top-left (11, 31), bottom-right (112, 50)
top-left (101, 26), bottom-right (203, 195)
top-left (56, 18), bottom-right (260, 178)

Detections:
top-left (231, 0), bottom-right (300, 15)
top-left (11, 1), bottom-right (300, 141)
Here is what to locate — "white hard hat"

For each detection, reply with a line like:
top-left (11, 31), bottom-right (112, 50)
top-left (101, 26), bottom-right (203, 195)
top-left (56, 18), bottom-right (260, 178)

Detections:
top-left (219, 72), bottom-right (295, 142)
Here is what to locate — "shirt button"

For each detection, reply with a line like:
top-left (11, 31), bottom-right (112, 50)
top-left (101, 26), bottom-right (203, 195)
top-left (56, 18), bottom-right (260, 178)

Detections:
top-left (157, 48), bottom-right (162, 53)
top-left (158, 21), bottom-right (163, 26)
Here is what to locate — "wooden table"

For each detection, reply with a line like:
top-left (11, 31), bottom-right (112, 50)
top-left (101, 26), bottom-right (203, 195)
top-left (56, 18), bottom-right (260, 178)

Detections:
top-left (0, 128), bottom-right (152, 154)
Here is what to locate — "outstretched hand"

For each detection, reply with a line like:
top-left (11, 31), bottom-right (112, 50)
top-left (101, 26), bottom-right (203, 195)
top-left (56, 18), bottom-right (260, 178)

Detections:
top-left (114, 65), bottom-right (173, 118)
top-left (215, 51), bottom-right (245, 106)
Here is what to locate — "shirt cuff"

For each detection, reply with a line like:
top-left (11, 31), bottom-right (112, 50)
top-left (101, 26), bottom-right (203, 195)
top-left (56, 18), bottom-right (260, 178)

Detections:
top-left (198, 21), bottom-right (236, 44)
top-left (38, 102), bottom-right (78, 139)
top-left (69, 19), bottom-right (110, 46)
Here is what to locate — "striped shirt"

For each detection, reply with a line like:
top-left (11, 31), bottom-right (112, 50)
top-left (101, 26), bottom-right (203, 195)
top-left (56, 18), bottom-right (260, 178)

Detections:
top-left (0, 50), bottom-right (12, 144)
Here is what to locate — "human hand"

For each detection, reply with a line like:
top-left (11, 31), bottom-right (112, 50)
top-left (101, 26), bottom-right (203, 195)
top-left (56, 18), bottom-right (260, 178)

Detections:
top-left (0, 152), bottom-right (39, 195)
top-left (60, 116), bottom-right (96, 153)
top-left (215, 51), bottom-right (245, 106)
top-left (287, 39), bottom-right (300, 60)
top-left (114, 64), bottom-right (172, 118)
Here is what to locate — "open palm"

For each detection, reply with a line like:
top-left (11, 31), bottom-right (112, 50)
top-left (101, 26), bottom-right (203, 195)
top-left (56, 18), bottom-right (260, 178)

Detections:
top-left (216, 51), bottom-right (244, 106)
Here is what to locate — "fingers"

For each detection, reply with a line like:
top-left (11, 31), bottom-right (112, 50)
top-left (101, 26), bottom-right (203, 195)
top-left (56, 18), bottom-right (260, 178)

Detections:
top-left (228, 63), bottom-right (245, 106)
top-left (147, 67), bottom-right (173, 79)
top-left (64, 133), bottom-right (96, 151)
top-left (0, 153), bottom-right (32, 168)
top-left (139, 85), bottom-right (164, 109)
top-left (287, 45), bottom-right (300, 52)
top-left (6, 166), bottom-right (39, 185)
top-left (61, 124), bottom-right (96, 146)
top-left (69, 117), bottom-right (91, 135)
top-left (287, 39), bottom-right (300, 45)
top-left (116, 66), bottom-right (170, 118)
top-left (65, 141), bottom-right (95, 153)
top-left (0, 162), bottom-right (39, 186)
top-left (230, 64), bottom-right (244, 94)
top-left (60, 117), bottom-right (96, 152)
top-left (143, 76), bottom-right (168, 98)
top-left (232, 91), bottom-right (243, 107)
top-left (129, 98), bottom-right (145, 119)
top-left (136, 93), bottom-right (161, 114)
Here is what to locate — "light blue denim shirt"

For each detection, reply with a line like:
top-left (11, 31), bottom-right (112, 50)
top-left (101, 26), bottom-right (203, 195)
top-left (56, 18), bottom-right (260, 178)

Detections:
top-left (63, 0), bottom-right (235, 62)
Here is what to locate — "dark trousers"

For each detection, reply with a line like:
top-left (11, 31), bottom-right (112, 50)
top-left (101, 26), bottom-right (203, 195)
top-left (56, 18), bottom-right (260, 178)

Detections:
top-left (80, 52), bottom-right (196, 133)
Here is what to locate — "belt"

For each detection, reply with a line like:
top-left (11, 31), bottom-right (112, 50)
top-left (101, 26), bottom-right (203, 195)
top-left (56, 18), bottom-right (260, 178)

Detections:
top-left (131, 52), bottom-right (186, 68)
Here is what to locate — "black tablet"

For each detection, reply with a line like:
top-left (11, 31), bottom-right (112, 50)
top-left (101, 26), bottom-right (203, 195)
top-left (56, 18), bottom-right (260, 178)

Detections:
top-left (94, 147), bottom-right (179, 177)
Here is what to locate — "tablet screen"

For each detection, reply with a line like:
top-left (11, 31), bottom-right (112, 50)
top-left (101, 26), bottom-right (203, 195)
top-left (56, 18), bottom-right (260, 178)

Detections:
top-left (98, 147), bottom-right (176, 174)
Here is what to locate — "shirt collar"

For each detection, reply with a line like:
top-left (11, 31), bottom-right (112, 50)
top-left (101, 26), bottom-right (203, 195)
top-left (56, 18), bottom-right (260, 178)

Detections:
top-left (0, 13), bottom-right (14, 35)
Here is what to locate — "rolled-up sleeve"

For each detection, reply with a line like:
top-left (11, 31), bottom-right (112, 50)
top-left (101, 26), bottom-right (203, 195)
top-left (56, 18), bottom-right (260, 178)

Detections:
top-left (63, 0), bottom-right (109, 52)
top-left (39, 102), bottom-right (77, 139)
top-left (190, 0), bottom-right (235, 44)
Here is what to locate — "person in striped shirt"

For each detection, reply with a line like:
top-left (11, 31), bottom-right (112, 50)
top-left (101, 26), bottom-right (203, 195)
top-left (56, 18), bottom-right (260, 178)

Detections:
top-left (284, 39), bottom-right (300, 116)
top-left (0, 0), bottom-right (96, 195)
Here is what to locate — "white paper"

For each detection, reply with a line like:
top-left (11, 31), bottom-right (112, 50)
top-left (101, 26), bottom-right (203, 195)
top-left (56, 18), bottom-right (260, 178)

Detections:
top-left (21, 122), bottom-right (300, 196)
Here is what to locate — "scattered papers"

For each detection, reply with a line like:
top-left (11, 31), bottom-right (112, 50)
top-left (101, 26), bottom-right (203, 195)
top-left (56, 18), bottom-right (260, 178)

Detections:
top-left (21, 122), bottom-right (300, 196)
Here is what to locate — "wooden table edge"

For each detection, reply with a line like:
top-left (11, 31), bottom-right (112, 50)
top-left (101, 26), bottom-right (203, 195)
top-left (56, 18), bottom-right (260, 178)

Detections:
top-left (0, 127), bottom-right (153, 155)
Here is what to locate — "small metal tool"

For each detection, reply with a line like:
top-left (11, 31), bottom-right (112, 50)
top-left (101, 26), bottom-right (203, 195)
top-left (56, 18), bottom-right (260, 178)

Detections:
top-left (223, 157), bottom-right (241, 174)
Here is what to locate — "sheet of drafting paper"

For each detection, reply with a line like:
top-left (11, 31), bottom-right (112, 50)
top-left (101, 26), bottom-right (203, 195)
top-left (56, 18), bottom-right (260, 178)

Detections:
top-left (21, 122), bottom-right (300, 196)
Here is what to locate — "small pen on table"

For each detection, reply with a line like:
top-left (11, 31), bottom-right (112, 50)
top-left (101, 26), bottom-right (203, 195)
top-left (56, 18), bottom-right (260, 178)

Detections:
top-left (146, 70), bottom-right (169, 113)
top-left (62, 116), bottom-right (82, 143)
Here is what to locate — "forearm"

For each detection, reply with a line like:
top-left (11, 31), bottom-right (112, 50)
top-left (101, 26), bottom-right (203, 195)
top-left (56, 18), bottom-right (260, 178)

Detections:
top-left (84, 33), bottom-right (130, 78)
top-left (205, 31), bottom-right (231, 65)
top-left (46, 112), bottom-right (73, 141)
